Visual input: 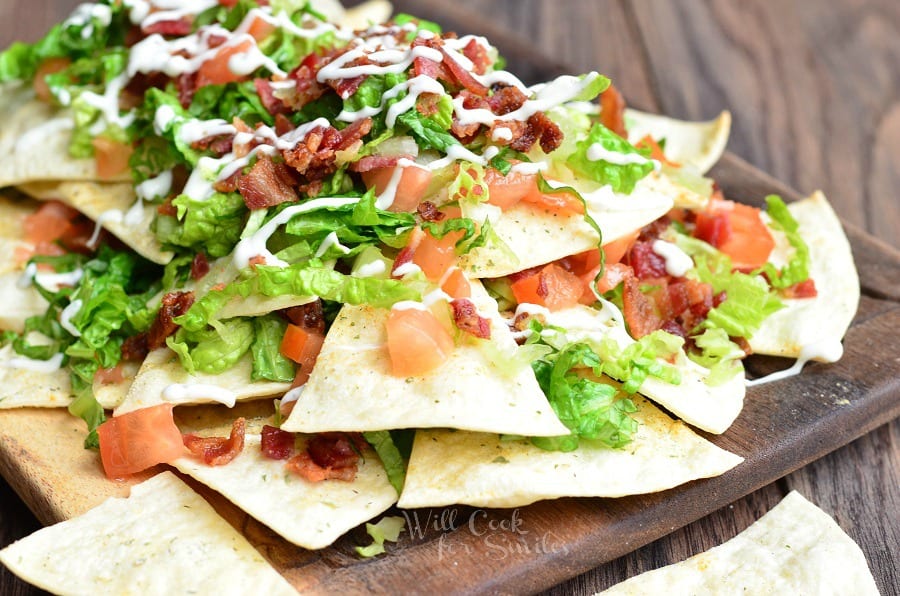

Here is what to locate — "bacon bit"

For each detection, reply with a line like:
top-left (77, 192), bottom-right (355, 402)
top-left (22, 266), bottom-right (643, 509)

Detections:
top-left (417, 201), bottom-right (445, 222)
top-left (142, 18), bottom-right (192, 36)
top-left (190, 252), bottom-right (210, 280)
top-left (274, 113), bottom-right (295, 136)
top-left (282, 53), bottom-right (329, 110)
top-left (281, 118), bottom-right (372, 186)
top-left (350, 154), bottom-right (412, 173)
top-left (451, 298), bottom-right (492, 339)
top-left (450, 117), bottom-right (482, 143)
top-left (415, 92), bottom-right (443, 118)
top-left (599, 84), bottom-right (627, 137)
top-left (622, 275), bottom-right (662, 338)
top-left (176, 72), bottom-right (198, 109)
top-left (783, 278), bottom-right (818, 298)
top-left (328, 74), bottom-right (368, 99)
top-left (391, 226), bottom-right (425, 278)
top-left (183, 418), bottom-right (246, 466)
top-left (285, 451), bottom-right (357, 482)
top-left (694, 211), bottom-right (732, 248)
top-left (413, 55), bottom-right (453, 84)
top-left (248, 255), bottom-right (267, 268)
top-left (254, 78), bottom-right (287, 116)
top-left (284, 300), bottom-right (326, 334)
top-left (624, 241), bottom-right (668, 280)
top-left (440, 47), bottom-right (489, 95)
top-left (122, 291), bottom-right (195, 361)
top-left (307, 433), bottom-right (361, 469)
top-left (260, 425), bottom-right (295, 460)
top-left (238, 154), bottom-right (299, 210)
top-left (157, 197), bottom-right (178, 217)
top-left (486, 85), bottom-right (527, 115)
top-left (462, 38), bottom-right (491, 74)
top-left (509, 112), bottom-right (563, 153)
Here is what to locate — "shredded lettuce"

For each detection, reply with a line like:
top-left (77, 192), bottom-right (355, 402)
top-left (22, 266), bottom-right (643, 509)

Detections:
top-left (355, 516), bottom-right (406, 558)
top-left (154, 192), bottom-right (248, 258)
top-left (755, 195), bottom-right (811, 289)
top-left (689, 327), bottom-right (745, 385)
top-left (530, 342), bottom-right (638, 452)
top-left (362, 430), bottom-right (412, 493)
top-left (567, 123), bottom-right (654, 194)
top-left (167, 319), bottom-right (254, 375)
top-left (594, 330), bottom-right (684, 394)
top-left (250, 315), bottom-right (296, 382)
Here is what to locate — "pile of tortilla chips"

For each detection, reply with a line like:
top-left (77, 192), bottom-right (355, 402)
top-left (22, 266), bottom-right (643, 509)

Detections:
top-left (0, 0), bottom-right (861, 592)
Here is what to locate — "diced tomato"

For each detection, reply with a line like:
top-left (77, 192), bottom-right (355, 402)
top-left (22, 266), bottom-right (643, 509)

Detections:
top-left (97, 403), bottom-right (185, 479)
top-left (412, 227), bottom-right (464, 281)
top-left (440, 267), bottom-right (471, 299)
top-left (589, 262), bottom-right (632, 297)
top-left (280, 324), bottom-right (324, 386)
top-left (196, 38), bottom-right (256, 88)
top-left (361, 164), bottom-right (433, 213)
top-left (603, 230), bottom-right (640, 265)
top-left (510, 263), bottom-right (583, 311)
top-left (599, 84), bottom-right (627, 137)
top-left (484, 167), bottom-right (540, 209)
top-left (385, 308), bottom-right (454, 377)
top-left (92, 137), bottom-right (133, 180)
top-left (33, 57), bottom-right (70, 103)
top-left (635, 135), bottom-right (677, 166)
top-left (246, 15), bottom-right (275, 41)
top-left (23, 201), bottom-right (78, 245)
top-left (695, 198), bottom-right (775, 270)
top-left (783, 277), bottom-right (818, 298)
top-left (519, 189), bottom-right (584, 216)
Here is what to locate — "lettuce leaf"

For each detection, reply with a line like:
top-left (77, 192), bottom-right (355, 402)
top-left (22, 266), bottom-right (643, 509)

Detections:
top-left (362, 430), bottom-right (412, 494)
top-left (167, 319), bottom-right (254, 375)
top-left (689, 327), bottom-right (745, 385)
top-left (755, 194), bottom-right (811, 289)
top-left (250, 315), bottom-right (296, 382)
top-left (594, 330), bottom-right (683, 393)
top-left (189, 81), bottom-right (274, 128)
top-left (154, 192), bottom-right (248, 258)
top-left (355, 516), bottom-right (406, 558)
top-left (566, 123), bottom-right (654, 194)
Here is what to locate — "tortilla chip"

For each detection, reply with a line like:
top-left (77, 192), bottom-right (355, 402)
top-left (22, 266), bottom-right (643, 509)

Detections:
top-left (0, 194), bottom-right (48, 332)
top-left (342, 0), bottom-right (393, 29)
top-left (115, 348), bottom-right (291, 416)
top-left (282, 283), bottom-right (569, 436)
top-left (459, 176), bottom-right (674, 278)
top-left (598, 491), bottom-right (878, 595)
top-left (543, 305), bottom-right (745, 434)
top-left (19, 180), bottom-right (172, 265)
top-left (0, 83), bottom-right (129, 187)
top-left (626, 109), bottom-right (731, 175)
top-left (749, 191), bottom-right (859, 360)
top-left (173, 433), bottom-right (398, 550)
top-left (398, 395), bottom-right (742, 509)
top-left (0, 471), bottom-right (296, 595)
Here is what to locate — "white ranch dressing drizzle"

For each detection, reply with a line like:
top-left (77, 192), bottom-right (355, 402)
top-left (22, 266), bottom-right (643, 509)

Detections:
top-left (80, 72), bottom-right (136, 134)
top-left (64, 3), bottom-right (113, 39)
top-left (514, 303), bottom-right (552, 319)
top-left (20, 264), bottom-right (85, 292)
top-left (391, 262), bottom-right (422, 278)
top-left (391, 300), bottom-right (428, 311)
top-left (232, 197), bottom-right (361, 269)
top-left (87, 210), bottom-right (125, 247)
top-left (314, 232), bottom-right (351, 258)
top-left (59, 299), bottom-right (83, 337)
top-left (0, 352), bottom-right (65, 373)
top-left (651, 239), bottom-right (694, 277)
top-left (491, 127), bottom-right (513, 142)
top-left (587, 142), bottom-right (661, 171)
top-left (139, 0), bottom-right (218, 28)
top-left (745, 339), bottom-right (844, 387)
top-left (135, 170), bottom-right (173, 202)
top-left (374, 158), bottom-right (417, 209)
top-left (161, 383), bottom-right (237, 408)
top-left (355, 259), bottom-right (386, 277)
top-left (281, 385), bottom-right (305, 404)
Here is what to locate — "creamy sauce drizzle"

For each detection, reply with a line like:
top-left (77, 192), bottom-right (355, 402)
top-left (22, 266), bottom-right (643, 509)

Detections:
top-left (745, 339), bottom-right (844, 387)
top-left (651, 239), bottom-right (694, 277)
top-left (162, 383), bottom-right (237, 407)
top-left (59, 299), bottom-right (83, 337)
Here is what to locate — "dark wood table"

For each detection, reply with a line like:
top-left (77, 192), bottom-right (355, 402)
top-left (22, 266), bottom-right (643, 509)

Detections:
top-left (1, 1), bottom-right (897, 594)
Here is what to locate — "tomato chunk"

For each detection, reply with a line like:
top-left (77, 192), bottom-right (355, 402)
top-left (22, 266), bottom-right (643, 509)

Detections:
top-left (281, 324), bottom-right (324, 386)
top-left (484, 167), bottom-right (539, 209)
top-left (385, 308), bottom-right (454, 377)
top-left (33, 57), bottom-right (70, 103)
top-left (695, 198), bottom-right (775, 270)
top-left (412, 227), bottom-right (463, 281)
top-left (361, 164), bottom-right (433, 212)
top-left (511, 263), bottom-right (583, 311)
top-left (92, 137), bottom-right (133, 180)
top-left (97, 403), bottom-right (185, 478)
top-left (23, 201), bottom-right (79, 245)
top-left (196, 38), bottom-right (256, 87)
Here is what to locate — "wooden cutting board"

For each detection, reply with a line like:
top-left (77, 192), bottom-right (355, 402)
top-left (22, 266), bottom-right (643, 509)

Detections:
top-left (2, 4), bottom-right (900, 595)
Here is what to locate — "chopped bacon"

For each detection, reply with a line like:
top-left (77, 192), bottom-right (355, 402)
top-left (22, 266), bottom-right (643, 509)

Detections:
top-left (417, 201), bottom-right (445, 222)
top-left (329, 74), bottom-right (367, 99)
top-left (415, 92), bottom-right (443, 118)
top-left (284, 300), bottom-right (326, 334)
top-left (274, 113), bottom-right (294, 136)
top-left (282, 53), bottom-right (329, 110)
top-left (190, 252), bottom-right (210, 281)
top-left (285, 451), bottom-right (357, 482)
top-left (260, 425), bottom-right (295, 460)
top-left (238, 154), bottom-right (299, 209)
top-left (440, 47), bottom-right (489, 95)
top-left (451, 298), bottom-right (492, 339)
top-left (413, 55), bottom-right (451, 81)
top-left (142, 18), bottom-right (192, 37)
top-left (624, 241), bottom-right (668, 280)
top-left (157, 197), bottom-right (178, 217)
top-left (462, 38), bottom-right (491, 75)
top-left (509, 112), bottom-right (563, 153)
top-left (307, 433), bottom-right (361, 469)
top-left (281, 118), bottom-right (372, 185)
top-left (486, 85), bottom-right (527, 115)
top-left (350, 154), bottom-right (412, 173)
top-left (183, 418), bottom-right (246, 466)
top-left (599, 84), bottom-right (627, 137)
top-left (254, 78), bottom-right (287, 116)
top-left (622, 275), bottom-right (662, 338)
top-left (176, 72), bottom-right (198, 109)
top-left (122, 291), bottom-right (194, 361)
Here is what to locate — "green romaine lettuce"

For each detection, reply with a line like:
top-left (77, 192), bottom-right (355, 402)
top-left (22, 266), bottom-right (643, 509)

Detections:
top-left (567, 123), bottom-right (654, 194)
top-left (755, 195), bottom-right (811, 289)
top-left (250, 315), bottom-right (296, 382)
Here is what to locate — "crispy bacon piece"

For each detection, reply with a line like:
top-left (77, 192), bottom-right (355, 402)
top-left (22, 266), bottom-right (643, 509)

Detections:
top-left (183, 418), bottom-right (246, 466)
top-left (622, 275), bottom-right (662, 338)
top-left (624, 241), bottom-right (668, 280)
top-left (282, 53), bottom-right (330, 110)
top-left (238, 154), bottom-right (299, 209)
top-left (190, 252), bottom-right (210, 281)
top-left (254, 78), bottom-right (287, 116)
top-left (284, 300), bottom-right (326, 334)
top-left (782, 278), bottom-right (818, 298)
top-left (417, 201), bottom-right (445, 222)
top-left (486, 85), bottom-right (527, 115)
top-left (157, 197), bottom-right (178, 217)
top-left (282, 118), bottom-right (372, 184)
top-left (440, 47), bottom-right (489, 95)
top-left (176, 72), bottom-right (198, 109)
top-left (122, 291), bottom-right (194, 361)
top-left (285, 433), bottom-right (361, 482)
top-left (509, 112), bottom-right (563, 153)
top-left (350, 154), bottom-right (412, 173)
top-left (451, 298), bottom-right (492, 339)
top-left (142, 18), bottom-right (192, 36)
top-left (285, 452), bottom-right (357, 482)
top-left (462, 38), bottom-right (491, 75)
top-left (260, 425), bottom-right (295, 460)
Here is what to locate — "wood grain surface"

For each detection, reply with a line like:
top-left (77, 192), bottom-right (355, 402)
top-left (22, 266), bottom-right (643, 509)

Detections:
top-left (0, 1), bottom-right (898, 595)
